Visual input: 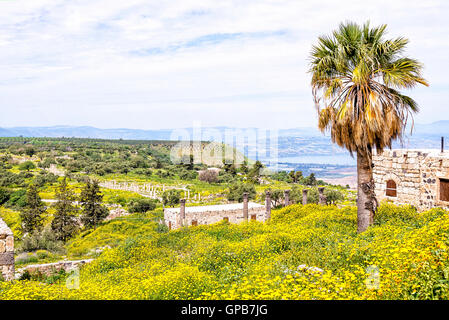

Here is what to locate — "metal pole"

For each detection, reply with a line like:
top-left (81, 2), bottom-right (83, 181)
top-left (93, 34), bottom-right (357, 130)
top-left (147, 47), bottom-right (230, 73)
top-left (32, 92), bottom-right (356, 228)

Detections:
top-left (442, 137), bottom-right (444, 153)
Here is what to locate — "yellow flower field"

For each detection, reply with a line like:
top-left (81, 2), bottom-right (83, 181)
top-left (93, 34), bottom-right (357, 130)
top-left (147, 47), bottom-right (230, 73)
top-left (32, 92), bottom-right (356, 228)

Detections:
top-left (1, 203), bottom-right (449, 300)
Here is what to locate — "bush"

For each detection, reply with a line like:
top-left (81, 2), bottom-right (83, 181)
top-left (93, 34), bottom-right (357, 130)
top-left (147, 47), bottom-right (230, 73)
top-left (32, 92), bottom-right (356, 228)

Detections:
top-left (324, 189), bottom-right (344, 205)
top-left (227, 183), bottom-right (256, 202)
top-left (6, 189), bottom-right (27, 208)
top-left (0, 170), bottom-right (25, 187)
top-left (307, 188), bottom-right (319, 204)
top-left (20, 227), bottom-right (66, 254)
top-left (198, 170), bottom-right (218, 183)
top-left (133, 168), bottom-right (152, 176)
top-left (19, 161), bottom-right (36, 171)
top-left (217, 172), bottom-right (236, 184)
top-left (0, 187), bottom-right (11, 205)
top-left (179, 169), bottom-right (197, 180)
top-left (33, 172), bottom-right (58, 187)
top-left (162, 190), bottom-right (181, 207)
top-left (128, 199), bottom-right (157, 213)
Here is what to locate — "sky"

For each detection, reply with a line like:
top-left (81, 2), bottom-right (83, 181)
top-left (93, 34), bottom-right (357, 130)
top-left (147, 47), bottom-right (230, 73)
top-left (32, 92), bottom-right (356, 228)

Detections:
top-left (0, 0), bottom-right (448, 130)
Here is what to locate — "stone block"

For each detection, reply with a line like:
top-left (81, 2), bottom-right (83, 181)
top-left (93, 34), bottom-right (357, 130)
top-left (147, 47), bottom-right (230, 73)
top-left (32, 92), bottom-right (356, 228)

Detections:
top-left (5, 236), bottom-right (13, 251)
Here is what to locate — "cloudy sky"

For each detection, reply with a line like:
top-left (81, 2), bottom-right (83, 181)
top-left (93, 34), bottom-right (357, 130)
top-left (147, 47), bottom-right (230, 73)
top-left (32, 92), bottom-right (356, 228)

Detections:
top-left (0, 0), bottom-right (447, 130)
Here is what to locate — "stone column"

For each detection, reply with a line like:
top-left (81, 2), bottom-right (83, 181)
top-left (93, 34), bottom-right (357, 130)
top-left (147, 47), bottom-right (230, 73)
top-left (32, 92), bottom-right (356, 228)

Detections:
top-left (265, 191), bottom-right (271, 221)
top-left (318, 187), bottom-right (326, 205)
top-left (284, 190), bottom-right (290, 207)
top-left (243, 192), bottom-right (249, 221)
top-left (302, 189), bottom-right (308, 205)
top-left (179, 199), bottom-right (186, 227)
top-left (0, 218), bottom-right (14, 281)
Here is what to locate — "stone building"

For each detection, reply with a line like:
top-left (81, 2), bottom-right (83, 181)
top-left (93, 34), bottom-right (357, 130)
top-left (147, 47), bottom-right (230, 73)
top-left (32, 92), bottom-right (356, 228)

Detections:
top-left (373, 149), bottom-right (449, 211)
top-left (164, 194), bottom-right (269, 230)
top-left (0, 218), bottom-right (14, 281)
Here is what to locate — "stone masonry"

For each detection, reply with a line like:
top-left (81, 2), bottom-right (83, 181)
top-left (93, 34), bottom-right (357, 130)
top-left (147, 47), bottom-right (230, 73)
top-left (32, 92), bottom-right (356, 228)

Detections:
top-left (373, 149), bottom-right (449, 211)
top-left (0, 218), bottom-right (14, 281)
top-left (164, 202), bottom-right (267, 230)
top-left (15, 259), bottom-right (94, 280)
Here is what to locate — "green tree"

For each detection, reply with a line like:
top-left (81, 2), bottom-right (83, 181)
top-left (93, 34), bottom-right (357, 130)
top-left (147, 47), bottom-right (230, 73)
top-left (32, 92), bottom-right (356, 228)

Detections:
top-left (6, 189), bottom-right (27, 208)
top-left (223, 160), bottom-right (237, 175)
top-left (307, 188), bottom-right (319, 204)
top-left (24, 145), bottom-right (36, 157)
top-left (262, 189), bottom-right (284, 208)
top-left (239, 161), bottom-right (249, 174)
top-left (79, 179), bottom-right (109, 229)
top-left (324, 189), bottom-right (344, 205)
top-left (303, 173), bottom-right (317, 186)
top-left (128, 198), bottom-right (157, 213)
top-left (51, 177), bottom-right (79, 241)
top-left (19, 161), bottom-right (36, 172)
top-left (20, 184), bottom-right (46, 234)
top-left (162, 189), bottom-right (181, 207)
top-left (181, 154), bottom-right (194, 170)
top-left (309, 22), bottom-right (428, 232)
top-left (178, 169), bottom-right (197, 180)
top-left (289, 170), bottom-right (303, 183)
top-left (248, 161), bottom-right (264, 184)
top-left (0, 187), bottom-right (10, 205)
top-left (227, 183), bottom-right (256, 202)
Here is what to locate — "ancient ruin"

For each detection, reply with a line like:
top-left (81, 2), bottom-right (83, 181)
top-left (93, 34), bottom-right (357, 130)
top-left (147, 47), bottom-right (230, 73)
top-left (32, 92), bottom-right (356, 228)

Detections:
top-left (163, 188), bottom-right (332, 230)
top-left (0, 218), bottom-right (14, 281)
top-left (99, 180), bottom-right (206, 202)
top-left (164, 192), bottom-right (270, 230)
top-left (373, 149), bottom-right (449, 211)
top-left (15, 259), bottom-right (93, 279)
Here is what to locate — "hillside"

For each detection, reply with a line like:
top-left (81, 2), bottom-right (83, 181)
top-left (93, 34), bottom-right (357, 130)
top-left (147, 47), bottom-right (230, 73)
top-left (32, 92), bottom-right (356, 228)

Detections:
top-left (1, 203), bottom-right (448, 299)
top-left (2, 122), bottom-right (448, 161)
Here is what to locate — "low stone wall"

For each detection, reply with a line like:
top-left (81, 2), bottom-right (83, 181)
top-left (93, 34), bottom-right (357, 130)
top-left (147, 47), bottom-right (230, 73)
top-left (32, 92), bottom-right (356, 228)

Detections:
top-left (0, 218), bottom-right (14, 281)
top-left (16, 259), bottom-right (94, 279)
top-left (105, 206), bottom-right (130, 221)
top-left (164, 202), bottom-right (266, 230)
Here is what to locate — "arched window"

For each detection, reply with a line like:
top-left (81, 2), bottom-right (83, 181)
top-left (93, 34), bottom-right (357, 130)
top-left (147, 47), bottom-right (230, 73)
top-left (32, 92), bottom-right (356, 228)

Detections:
top-left (386, 180), bottom-right (397, 197)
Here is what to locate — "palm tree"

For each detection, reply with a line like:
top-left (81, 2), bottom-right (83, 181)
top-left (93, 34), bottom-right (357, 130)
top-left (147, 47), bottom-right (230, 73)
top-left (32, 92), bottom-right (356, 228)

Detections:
top-left (309, 21), bottom-right (428, 232)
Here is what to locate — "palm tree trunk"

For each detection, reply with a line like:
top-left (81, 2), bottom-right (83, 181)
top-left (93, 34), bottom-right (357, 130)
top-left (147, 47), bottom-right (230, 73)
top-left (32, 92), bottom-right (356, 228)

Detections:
top-left (356, 149), bottom-right (377, 233)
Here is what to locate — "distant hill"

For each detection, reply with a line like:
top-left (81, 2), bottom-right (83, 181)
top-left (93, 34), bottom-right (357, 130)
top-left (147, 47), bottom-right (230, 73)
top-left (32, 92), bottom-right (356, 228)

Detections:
top-left (0, 126), bottom-right (174, 140)
top-left (1, 122), bottom-right (448, 163)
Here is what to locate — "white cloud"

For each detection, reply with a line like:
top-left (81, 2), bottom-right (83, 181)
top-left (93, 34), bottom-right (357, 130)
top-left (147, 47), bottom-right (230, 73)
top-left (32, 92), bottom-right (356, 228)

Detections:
top-left (0, 0), bottom-right (447, 129)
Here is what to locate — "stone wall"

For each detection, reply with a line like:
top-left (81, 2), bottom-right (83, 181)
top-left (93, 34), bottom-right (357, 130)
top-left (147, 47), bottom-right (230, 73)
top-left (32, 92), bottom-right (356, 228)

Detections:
top-left (15, 259), bottom-right (93, 279)
top-left (373, 149), bottom-right (449, 211)
top-left (164, 202), bottom-right (267, 230)
top-left (0, 218), bottom-right (14, 281)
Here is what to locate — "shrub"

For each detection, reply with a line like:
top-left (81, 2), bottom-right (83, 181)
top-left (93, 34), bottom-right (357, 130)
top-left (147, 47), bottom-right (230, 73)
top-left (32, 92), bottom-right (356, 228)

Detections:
top-left (0, 170), bottom-right (25, 187)
top-left (162, 190), bottom-right (181, 207)
top-left (179, 169), bottom-right (197, 180)
top-left (0, 187), bottom-right (11, 205)
top-left (128, 199), bottom-right (157, 213)
top-left (20, 227), bottom-right (66, 254)
top-left (19, 161), bottom-right (36, 171)
top-left (227, 183), bottom-right (256, 202)
top-left (198, 170), bottom-right (218, 183)
top-left (217, 172), bottom-right (236, 184)
top-left (33, 172), bottom-right (58, 187)
top-left (324, 189), bottom-right (344, 205)
top-left (6, 189), bottom-right (27, 208)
